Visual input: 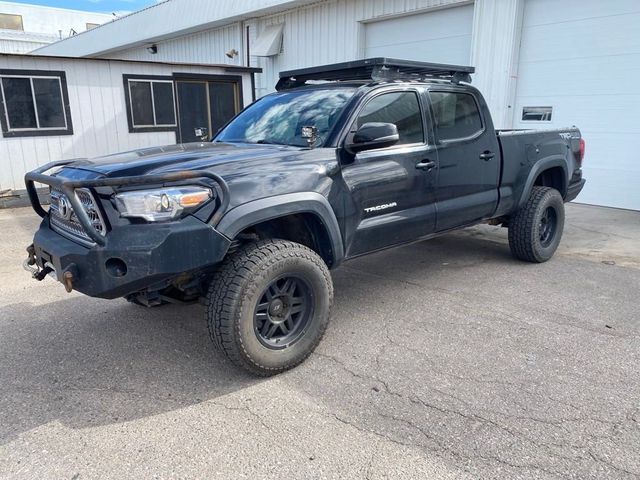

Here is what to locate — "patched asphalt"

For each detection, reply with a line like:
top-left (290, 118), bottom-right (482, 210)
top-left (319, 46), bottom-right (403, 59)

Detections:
top-left (1, 204), bottom-right (639, 479)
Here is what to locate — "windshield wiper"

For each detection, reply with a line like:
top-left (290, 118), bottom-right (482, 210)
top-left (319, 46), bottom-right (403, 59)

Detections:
top-left (254, 139), bottom-right (290, 146)
top-left (214, 139), bottom-right (294, 146)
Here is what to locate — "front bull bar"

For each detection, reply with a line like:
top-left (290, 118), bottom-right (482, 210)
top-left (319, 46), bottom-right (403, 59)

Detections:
top-left (24, 160), bottom-right (230, 246)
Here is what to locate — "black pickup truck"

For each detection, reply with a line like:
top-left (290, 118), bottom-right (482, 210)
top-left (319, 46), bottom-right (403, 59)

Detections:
top-left (24, 58), bottom-right (585, 375)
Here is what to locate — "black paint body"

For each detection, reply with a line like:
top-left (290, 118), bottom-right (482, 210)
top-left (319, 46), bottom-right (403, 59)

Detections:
top-left (26, 80), bottom-right (585, 298)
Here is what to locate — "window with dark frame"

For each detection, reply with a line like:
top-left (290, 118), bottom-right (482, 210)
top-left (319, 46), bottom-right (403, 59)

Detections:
top-left (0, 71), bottom-right (73, 137)
top-left (430, 91), bottom-right (483, 141)
top-left (125, 77), bottom-right (177, 132)
top-left (0, 13), bottom-right (23, 31)
top-left (356, 91), bottom-right (424, 145)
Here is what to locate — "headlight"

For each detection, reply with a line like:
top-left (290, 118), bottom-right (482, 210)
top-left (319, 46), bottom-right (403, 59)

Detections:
top-left (115, 186), bottom-right (212, 222)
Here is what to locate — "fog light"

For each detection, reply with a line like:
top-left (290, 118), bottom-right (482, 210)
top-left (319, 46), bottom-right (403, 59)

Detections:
top-left (105, 258), bottom-right (127, 277)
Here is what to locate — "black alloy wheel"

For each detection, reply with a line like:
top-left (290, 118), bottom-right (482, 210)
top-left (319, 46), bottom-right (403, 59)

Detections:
top-left (254, 275), bottom-right (314, 349)
top-left (538, 206), bottom-right (558, 248)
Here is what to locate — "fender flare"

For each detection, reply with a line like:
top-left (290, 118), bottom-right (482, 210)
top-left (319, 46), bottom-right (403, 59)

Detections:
top-left (215, 192), bottom-right (345, 267)
top-left (516, 156), bottom-right (569, 209)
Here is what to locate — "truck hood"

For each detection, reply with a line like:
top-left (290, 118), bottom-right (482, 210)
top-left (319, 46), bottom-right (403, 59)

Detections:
top-left (58, 142), bottom-right (338, 209)
top-left (67, 142), bottom-right (310, 178)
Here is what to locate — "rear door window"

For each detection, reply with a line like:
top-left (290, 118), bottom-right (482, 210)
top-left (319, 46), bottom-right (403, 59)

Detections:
top-left (430, 91), bottom-right (483, 141)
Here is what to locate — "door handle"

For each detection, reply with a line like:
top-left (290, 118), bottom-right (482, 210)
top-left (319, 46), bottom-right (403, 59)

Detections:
top-left (416, 160), bottom-right (436, 171)
top-left (479, 151), bottom-right (495, 161)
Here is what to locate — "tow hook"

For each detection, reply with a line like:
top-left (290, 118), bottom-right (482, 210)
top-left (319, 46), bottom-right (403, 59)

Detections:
top-left (23, 245), bottom-right (53, 280)
top-left (61, 264), bottom-right (78, 293)
top-left (23, 244), bottom-right (42, 278)
top-left (23, 244), bottom-right (77, 293)
top-left (33, 265), bottom-right (54, 281)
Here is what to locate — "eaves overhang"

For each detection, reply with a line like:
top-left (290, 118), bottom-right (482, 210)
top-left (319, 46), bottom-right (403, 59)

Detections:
top-left (33, 0), bottom-right (318, 58)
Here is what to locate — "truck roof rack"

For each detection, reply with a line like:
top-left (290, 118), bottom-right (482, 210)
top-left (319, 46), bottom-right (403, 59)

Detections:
top-left (276, 57), bottom-right (475, 90)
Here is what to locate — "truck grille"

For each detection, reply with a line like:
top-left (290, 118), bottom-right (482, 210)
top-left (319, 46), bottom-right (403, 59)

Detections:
top-left (49, 188), bottom-right (107, 246)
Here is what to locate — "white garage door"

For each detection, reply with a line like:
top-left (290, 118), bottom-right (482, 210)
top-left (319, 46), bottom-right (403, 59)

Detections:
top-left (364, 4), bottom-right (474, 65)
top-left (514, 0), bottom-right (640, 210)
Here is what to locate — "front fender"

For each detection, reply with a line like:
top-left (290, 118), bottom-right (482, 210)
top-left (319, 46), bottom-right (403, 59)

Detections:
top-left (215, 192), bottom-right (345, 267)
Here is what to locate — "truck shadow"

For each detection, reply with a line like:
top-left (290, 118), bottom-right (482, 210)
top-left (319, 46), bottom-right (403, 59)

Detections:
top-left (0, 230), bottom-right (514, 445)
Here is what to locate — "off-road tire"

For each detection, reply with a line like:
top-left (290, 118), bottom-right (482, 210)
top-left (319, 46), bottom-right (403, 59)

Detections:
top-left (206, 239), bottom-right (333, 376)
top-left (508, 186), bottom-right (565, 263)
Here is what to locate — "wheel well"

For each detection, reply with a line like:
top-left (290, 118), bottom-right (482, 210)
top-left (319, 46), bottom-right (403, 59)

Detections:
top-left (534, 167), bottom-right (566, 197)
top-left (237, 213), bottom-right (336, 267)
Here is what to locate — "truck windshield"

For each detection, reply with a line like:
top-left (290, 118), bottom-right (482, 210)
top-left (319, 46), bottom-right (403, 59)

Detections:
top-left (214, 87), bottom-right (356, 148)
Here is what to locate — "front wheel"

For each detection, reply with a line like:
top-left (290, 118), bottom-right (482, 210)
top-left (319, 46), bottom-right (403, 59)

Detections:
top-left (508, 186), bottom-right (565, 263)
top-left (206, 239), bottom-right (333, 376)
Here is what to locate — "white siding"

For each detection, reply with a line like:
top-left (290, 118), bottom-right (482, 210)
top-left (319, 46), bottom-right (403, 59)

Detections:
top-left (0, 37), bottom-right (51, 54)
top-left (513, 0), bottom-right (640, 210)
top-left (0, 55), bottom-right (254, 193)
top-left (108, 23), bottom-right (243, 67)
top-left (34, 0), bottom-right (322, 57)
top-left (85, 0), bottom-right (477, 98)
top-left (93, 0), bottom-right (472, 97)
top-left (0, 30), bottom-right (59, 54)
top-left (251, 0), bottom-right (469, 96)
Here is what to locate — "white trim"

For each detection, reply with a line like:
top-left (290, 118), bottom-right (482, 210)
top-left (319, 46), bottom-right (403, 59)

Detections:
top-left (29, 77), bottom-right (40, 129)
top-left (149, 80), bottom-right (157, 126)
top-left (0, 77), bottom-right (10, 131)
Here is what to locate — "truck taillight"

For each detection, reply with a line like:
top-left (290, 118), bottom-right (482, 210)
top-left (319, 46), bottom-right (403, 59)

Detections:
top-left (578, 138), bottom-right (585, 166)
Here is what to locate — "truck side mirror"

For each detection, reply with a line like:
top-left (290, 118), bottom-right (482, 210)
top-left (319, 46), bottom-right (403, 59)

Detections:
top-left (345, 122), bottom-right (399, 154)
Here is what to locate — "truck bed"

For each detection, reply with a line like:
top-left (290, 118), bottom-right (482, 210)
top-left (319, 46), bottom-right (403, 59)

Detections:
top-left (493, 126), bottom-right (583, 217)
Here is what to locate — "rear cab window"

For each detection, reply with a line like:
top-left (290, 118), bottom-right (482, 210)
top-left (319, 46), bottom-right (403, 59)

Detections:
top-left (429, 91), bottom-right (483, 141)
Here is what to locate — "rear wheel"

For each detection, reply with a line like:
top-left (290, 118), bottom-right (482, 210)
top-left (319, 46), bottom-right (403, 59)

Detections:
top-left (508, 186), bottom-right (565, 263)
top-left (206, 239), bottom-right (333, 376)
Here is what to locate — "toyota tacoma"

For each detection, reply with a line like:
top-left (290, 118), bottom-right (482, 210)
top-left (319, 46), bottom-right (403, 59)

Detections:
top-left (23, 58), bottom-right (586, 375)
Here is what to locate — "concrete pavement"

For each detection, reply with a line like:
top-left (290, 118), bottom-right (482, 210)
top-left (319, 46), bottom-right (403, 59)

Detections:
top-left (0, 203), bottom-right (639, 479)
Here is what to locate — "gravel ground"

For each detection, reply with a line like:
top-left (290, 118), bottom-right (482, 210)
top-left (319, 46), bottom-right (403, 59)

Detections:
top-left (0, 203), bottom-right (639, 480)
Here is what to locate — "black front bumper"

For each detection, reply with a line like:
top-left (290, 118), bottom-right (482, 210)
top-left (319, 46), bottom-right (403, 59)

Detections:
top-left (24, 160), bottom-right (232, 299)
top-left (32, 215), bottom-right (231, 299)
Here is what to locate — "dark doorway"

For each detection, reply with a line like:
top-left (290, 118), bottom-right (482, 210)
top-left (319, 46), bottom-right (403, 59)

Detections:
top-left (175, 77), bottom-right (241, 143)
top-left (176, 81), bottom-right (208, 143)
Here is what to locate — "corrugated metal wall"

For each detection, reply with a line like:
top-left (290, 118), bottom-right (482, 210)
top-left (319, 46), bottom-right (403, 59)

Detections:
top-left (251, 0), bottom-right (469, 95)
top-left (101, 0), bottom-right (470, 96)
top-left (0, 55), bottom-right (253, 192)
top-left (111, 23), bottom-right (244, 66)
top-left (0, 31), bottom-right (60, 55)
top-left (34, 0), bottom-right (323, 57)
top-left (0, 38), bottom-right (51, 54)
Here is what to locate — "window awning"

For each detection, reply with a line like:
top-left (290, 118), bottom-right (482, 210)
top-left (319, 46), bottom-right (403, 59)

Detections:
top-left (252, 24), bottom-right (284, 57)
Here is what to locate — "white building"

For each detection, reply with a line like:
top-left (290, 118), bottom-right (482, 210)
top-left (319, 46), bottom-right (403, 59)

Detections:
top-left (15, 0), bottom-right (640, 210)
top-left (0, 52), bottom-right (258, 198)
top-left (0, 1), bottom-right (112, 54)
